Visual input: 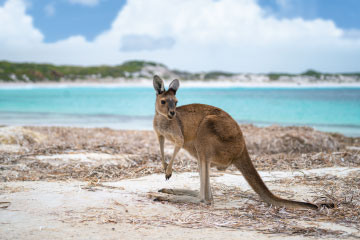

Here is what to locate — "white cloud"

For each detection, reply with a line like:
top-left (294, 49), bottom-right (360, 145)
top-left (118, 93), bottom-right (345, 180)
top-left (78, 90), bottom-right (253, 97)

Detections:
top-left (120, 34), bottom-right (175, 51)
top-left (343, 29), bottom-right (360, 39)
top-left (0, 0), bottom-right (43, 46)
top-left (68, 0), bottom-right (100, 7)
top-left (0, 0), bottom-right (359, 73)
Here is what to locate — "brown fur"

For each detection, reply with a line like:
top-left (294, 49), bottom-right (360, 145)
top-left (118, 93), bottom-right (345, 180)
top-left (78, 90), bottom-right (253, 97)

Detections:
top-left (153, 75), bottom-right (330, 210)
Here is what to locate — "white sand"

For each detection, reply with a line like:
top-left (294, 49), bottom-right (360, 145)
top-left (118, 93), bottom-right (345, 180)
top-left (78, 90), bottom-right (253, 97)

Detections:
top-left (1, 166), bottom-right (359, 240)
top-left (36, 153), bottom-right (137, 168)
top-left (1, 80), bottom-right (360, 89)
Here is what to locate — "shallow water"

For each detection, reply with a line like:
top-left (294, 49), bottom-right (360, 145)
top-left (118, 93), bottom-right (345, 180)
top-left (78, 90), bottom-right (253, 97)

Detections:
top-left (0, 87), bottom-right (359, 136)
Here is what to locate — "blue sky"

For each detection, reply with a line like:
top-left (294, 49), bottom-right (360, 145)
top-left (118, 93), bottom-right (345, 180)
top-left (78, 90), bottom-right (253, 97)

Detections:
top-left (0, 0), bottom-right (359, 73)
top-left (259, 0), bottom-right (360, 29)
top-left (26, 0), bottom-right (126, 42)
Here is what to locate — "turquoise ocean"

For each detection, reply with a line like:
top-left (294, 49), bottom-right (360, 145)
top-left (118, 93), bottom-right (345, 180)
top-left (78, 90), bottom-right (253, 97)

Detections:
top-left (0, 86), bottom-right (359, 136)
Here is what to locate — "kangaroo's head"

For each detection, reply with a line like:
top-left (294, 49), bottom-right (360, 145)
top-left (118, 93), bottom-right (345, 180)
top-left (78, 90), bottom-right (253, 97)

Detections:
top-left (153, 75), bottom-right (180, 120)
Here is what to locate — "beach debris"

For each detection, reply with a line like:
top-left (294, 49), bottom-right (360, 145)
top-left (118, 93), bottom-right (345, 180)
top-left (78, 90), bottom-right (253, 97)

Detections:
top-left (242, 125), bottom-right (341, 154)
top-left (0, 125), bottom-right (360, 238)
top-left (0, 126), bottom-right (47, 146)
top-left (0, 125), bottom-right (359, 182)
top-left (0, 201), bottom-right (11, 209)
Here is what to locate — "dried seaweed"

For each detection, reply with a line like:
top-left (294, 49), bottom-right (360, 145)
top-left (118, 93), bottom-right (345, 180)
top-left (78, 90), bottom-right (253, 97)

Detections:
top-left (1, 125), bottom-right (359, 182)
top-left (59, 172), bottom-right (360, 239)
top-left (1, 125), bottom-right (360, 238)
top-left (242, 124), bottom-right (343, 154)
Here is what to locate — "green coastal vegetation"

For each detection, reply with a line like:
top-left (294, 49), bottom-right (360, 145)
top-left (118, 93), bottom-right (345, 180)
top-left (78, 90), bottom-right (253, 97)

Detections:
top-left (0, 60), bottom-right (359, 82)
top-left (268, 70), bottom-right (360, 81)
top-left (0, 60), bottom-right (163, 82)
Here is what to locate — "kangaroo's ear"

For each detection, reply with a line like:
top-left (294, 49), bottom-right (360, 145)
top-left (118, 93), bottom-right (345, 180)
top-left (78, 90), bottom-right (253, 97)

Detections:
top-left (153, 75), bottom-right (165, 94)
top-left (168, 79), bottom-right (180, 94)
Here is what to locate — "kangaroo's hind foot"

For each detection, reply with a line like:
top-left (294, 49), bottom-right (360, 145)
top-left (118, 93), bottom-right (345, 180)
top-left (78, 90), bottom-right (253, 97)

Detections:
top-left (158, 188), bottom-right (199, 197)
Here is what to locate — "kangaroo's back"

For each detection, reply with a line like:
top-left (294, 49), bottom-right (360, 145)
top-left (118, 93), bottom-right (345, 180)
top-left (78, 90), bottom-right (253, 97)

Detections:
top-left (176, 104), bottom-right (240, 142)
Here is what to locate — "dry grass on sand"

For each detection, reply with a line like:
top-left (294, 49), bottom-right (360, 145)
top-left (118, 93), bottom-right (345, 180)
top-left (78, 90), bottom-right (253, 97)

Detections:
top-left (0, 125), bottom-right (360, 239)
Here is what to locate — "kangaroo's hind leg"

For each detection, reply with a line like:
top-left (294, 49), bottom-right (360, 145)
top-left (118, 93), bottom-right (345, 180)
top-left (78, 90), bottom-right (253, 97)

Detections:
top-left (155, 157), bottom-right (212, 205)
top-left (198, 158), bottom-right (213, 204)
top-left (154, 174), bottom-right (200, 203)
top-left (157, 157), bottom-right (201, 199)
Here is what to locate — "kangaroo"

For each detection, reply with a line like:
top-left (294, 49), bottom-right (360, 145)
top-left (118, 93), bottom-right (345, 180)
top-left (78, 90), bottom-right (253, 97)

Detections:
top-left (153, 75), bottom-right (332, 210)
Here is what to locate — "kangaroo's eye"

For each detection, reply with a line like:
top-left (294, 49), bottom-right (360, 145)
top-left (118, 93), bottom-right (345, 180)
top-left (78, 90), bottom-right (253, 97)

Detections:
top-left (161, 100), bottom-right (166, 105)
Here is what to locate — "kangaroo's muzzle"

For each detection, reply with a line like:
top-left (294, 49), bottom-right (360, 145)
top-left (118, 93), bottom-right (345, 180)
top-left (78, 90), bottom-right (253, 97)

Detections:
top-left (168, 110), bottom-right (176, 119)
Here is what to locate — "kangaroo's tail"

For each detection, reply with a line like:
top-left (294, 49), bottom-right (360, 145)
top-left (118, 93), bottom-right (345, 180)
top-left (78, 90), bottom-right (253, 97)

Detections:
top-left (233, 147), bottom-right (321, 210)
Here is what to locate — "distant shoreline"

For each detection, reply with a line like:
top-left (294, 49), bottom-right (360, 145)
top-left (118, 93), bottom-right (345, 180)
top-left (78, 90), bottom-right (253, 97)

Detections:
top-left (1, 80), bottom-right (360, 89)
top-left (1, 111), bottom-right (359, 137)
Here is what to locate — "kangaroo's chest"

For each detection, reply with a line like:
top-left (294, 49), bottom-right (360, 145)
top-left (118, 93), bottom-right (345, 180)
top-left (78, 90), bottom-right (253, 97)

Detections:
top-left (153, 115), bottom-right (184, 145)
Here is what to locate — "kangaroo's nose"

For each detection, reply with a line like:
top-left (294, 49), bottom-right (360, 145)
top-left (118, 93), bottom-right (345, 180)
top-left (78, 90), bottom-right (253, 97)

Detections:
top-left (169, 111), bottom-right (175, 116)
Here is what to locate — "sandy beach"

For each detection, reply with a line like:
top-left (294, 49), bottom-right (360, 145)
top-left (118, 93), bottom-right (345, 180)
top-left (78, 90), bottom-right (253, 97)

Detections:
top-left (1, 0), bottom-right (360, 239)
top-left (1, 125), bottom-right (360, 239)
top-left (1, 79), bottom-right (360, 89)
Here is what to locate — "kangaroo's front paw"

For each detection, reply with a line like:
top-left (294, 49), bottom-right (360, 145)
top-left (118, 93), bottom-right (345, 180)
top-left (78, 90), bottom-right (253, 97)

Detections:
top-left (165, 173), bottom-right (172, 180)
top-left (165, 166), bottom-right (172, 180)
